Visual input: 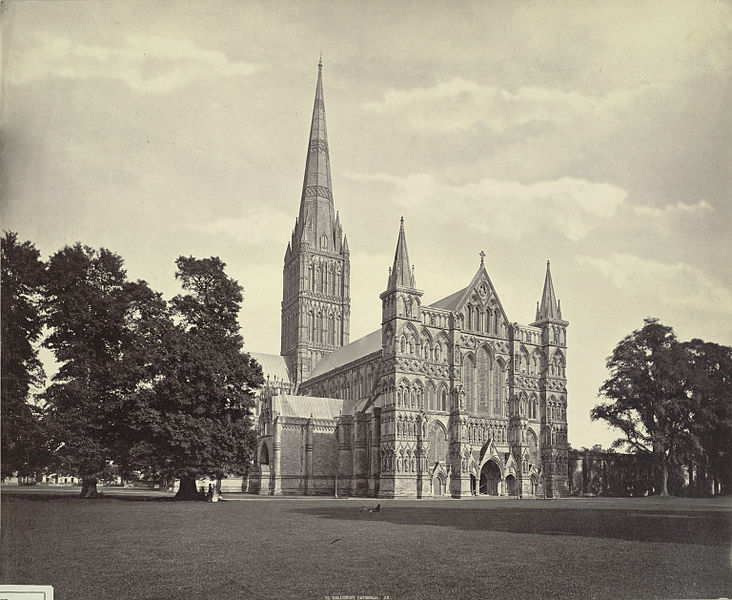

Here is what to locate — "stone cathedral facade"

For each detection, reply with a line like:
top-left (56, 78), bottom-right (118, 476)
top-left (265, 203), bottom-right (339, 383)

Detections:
top-left (253, 63), bottom-right (569, 498)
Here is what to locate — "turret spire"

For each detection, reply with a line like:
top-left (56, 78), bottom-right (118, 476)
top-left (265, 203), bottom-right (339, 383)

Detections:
top-left (387, 217), bottom-right (415, 289)
top-left (536, 260), bottom-right (562, 321)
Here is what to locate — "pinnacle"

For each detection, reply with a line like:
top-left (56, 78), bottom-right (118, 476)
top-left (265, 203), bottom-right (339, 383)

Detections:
top-left (536, 259), bottom-right (562, 321)
top-left (387, 218), bottom-right (415, 289)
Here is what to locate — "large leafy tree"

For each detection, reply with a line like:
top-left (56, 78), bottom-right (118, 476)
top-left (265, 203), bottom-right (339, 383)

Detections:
top-left (1, 232), bottom-right (47, 478)
top-left (42, 244), bottom-right (160, 497)
top-left (683, 339), bottom-right (732, 495)
top-left (592, 318), bottom-right (694, 496)
top-left (593, 318), bottom-right (732, 496)
top-left (128, 256), bottom-right (263, 499)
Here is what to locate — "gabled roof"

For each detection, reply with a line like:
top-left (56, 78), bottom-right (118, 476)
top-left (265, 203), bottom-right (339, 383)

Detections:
top-left (428, 287), bottom-right (467, 311)
top-left (306, 329), bottom-right (382, 380)
top-left (428, 261), bottom-right (509, 322)
top-left (249, 352), bottom-right (291, 385)
top-left (272, 394), bottom-right (344, 420)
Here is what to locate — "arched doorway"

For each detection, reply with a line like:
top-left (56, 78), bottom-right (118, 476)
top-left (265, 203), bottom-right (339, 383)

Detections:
top-left (470, 474), bottom-right (477, 495)
top-left (433, 474), bottom-right (444, 496)
top-left (480, 461), bottom-right (501, 495)
top-left (506, 474), bottom-right (517, 496)
top-left (530, 474), bottom-right (539, 496)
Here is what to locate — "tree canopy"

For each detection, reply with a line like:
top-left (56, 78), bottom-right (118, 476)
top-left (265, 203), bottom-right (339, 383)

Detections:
top-left (42, 244), bottom-right (161, 496)
top-left (593, 318), bottom-right (732, 496)
top-left (2, 234), bottom-right (264, 500)
top-left (126, 256), bottom-right (263, 499)
top-left (1, 232), bottom-right (47, 478)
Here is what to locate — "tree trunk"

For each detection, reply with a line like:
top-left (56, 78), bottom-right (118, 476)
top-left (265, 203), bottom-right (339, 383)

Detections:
top-left (174, 475), bottom-right (202, 500)
top-left (80, 476), bottom-right (100, 498)
top-left (659, 460), bottom-right (669, 496)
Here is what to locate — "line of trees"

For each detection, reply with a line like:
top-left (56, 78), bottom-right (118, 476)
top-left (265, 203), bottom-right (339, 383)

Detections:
top-left (592, 318), bottom-right (731, 496)
top-left (1, 232), bottom-right (263, 499)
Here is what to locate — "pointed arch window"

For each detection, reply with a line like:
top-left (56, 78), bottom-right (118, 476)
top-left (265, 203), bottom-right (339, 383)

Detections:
top-left (493, 359), bottom-right (503, 414)
top-left (477, 346), bottom-right (491, 412)
top-left (427, 384), bottom-right (435, 410)
top-left (440, 388), bottom-right (447, 412)
top-left (463, 354), bottom-right (476, 413)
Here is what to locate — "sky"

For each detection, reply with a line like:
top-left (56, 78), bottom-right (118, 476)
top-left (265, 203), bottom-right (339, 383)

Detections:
top-left (2, 0), bottom-right (730, 449)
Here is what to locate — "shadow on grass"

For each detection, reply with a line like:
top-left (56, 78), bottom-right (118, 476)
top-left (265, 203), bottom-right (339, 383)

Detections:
top-left (1, 492), bottom-right (182, 502)
top-left (290, 504), bottom-right (731, 546)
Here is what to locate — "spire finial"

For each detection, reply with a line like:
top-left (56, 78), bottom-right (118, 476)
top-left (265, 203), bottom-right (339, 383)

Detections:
top-left (400, 216), bottom-right (404, 227)
top-left (318, 53), bottom-right (323, 70)
top-left (479, 250), bottom-right (485, 266)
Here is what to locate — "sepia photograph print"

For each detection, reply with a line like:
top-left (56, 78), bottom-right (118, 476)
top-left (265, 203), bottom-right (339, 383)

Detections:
top-left (1, 1), bottom-right (730, 599)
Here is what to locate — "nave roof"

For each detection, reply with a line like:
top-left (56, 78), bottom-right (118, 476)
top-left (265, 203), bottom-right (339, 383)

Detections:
top-left (249, 352), bottom-right (292, 385)
top-left (427, 287), bottom-right (468, 311)
top-left (272, 394), bottom-right (348, 420)
top-left (306, 329), bottom-right (382, 381)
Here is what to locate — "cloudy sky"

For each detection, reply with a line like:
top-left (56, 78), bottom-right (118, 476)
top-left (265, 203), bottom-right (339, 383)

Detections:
top-left (2, 0), bottom-right (730, 449)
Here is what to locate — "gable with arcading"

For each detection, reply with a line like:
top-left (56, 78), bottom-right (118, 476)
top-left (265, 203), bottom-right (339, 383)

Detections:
top-left (427, 261), bottom-right (510, 337)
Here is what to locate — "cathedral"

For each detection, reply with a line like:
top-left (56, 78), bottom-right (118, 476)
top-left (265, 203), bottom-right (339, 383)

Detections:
top-left (251, 62), bottom-right (569, 499)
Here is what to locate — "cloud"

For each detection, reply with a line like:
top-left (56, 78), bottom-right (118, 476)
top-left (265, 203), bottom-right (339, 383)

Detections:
top-left (182, 210), bottom-right (292, 247)
top-left (345, 170), bottom-right (718, 244)
top-left (631, 200), bottom-right (714, 218)
top-left (578, 253), bottom-right (732, 316)
top-left (8, 34), bottom-right (261, 94)
top-left (361, 77), bottom-right (660, 133)
top-left (345, 172), bottom-right (628, 242)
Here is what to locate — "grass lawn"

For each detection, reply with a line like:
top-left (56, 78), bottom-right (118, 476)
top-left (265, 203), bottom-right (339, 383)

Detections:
top-left (1, 490), bottom-right (730, 600)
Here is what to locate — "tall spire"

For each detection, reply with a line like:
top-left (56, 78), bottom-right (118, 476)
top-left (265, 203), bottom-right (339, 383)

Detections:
top-left (387, 217), bottom-right (415, 289)
top-left (295, 59), bottom-right (336, 249)
top-left (536, 260), bottom-right (562, 321)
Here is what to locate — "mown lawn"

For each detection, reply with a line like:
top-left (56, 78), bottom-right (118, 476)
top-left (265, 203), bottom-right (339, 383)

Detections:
top-left (1, 491), bottom-right (730, 600)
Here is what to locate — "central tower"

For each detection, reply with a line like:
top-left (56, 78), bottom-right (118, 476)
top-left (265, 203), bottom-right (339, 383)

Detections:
top-left (281, 60), bottom-right (350, 386)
